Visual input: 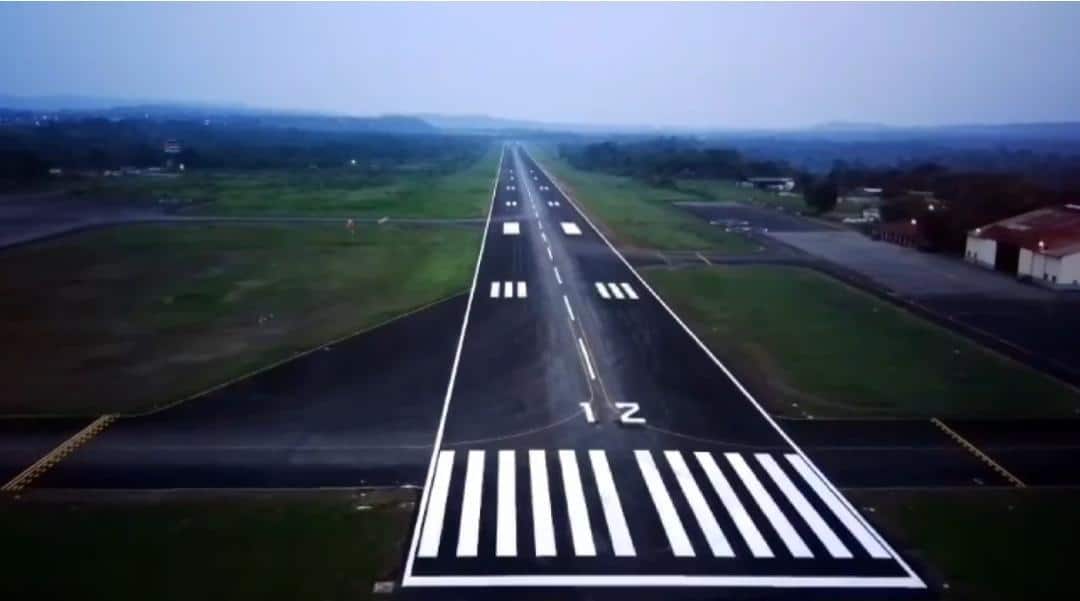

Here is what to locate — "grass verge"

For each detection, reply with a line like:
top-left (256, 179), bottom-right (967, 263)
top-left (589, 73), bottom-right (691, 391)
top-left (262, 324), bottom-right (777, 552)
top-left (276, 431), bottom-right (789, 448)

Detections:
top-left (644, 264), bottom-right (1079, 418)
top-left (851, 488), bottom-right (1080, 600)
top-left (0, 490), bottom-right (413, 601)
top-left (0, 223), bottom-right (480, 415)
top-left (75, 146), bottom-right (500, 219)
top-left (528, 147), bottom-right (757, 253)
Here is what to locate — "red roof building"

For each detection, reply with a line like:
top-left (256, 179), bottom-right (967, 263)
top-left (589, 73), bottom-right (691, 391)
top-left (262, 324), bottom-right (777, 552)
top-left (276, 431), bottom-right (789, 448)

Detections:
top-left (965, 204), bottom-right (1080, 288)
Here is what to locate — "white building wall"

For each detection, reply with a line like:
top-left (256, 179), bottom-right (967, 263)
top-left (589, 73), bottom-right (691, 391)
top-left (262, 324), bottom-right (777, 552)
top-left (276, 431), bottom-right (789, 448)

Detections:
top-left (1018, 248), bottom-right (1034, 278)
top-left (964, 236), bottom-right (997, 267)
top-left (1061, 253), bottom-right (1080, 287)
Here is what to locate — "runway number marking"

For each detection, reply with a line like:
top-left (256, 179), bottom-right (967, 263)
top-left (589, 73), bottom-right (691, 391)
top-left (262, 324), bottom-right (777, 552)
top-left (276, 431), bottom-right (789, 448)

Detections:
top-left (615, 402), bottom-right (645, 424)
top-left (580, 402), bottom-right (597, 423)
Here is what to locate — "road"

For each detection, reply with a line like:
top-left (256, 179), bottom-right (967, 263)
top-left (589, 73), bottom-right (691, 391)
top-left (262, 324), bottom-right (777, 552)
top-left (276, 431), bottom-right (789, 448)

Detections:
top-left (399, 146), bottom-right (928, 594)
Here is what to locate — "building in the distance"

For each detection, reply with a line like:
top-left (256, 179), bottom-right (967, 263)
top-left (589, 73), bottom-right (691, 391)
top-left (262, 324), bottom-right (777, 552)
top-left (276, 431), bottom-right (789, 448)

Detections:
top-left (965, 204), bottom-right (1080, 289)
top-left (743, 177), bottom-right (795, 192)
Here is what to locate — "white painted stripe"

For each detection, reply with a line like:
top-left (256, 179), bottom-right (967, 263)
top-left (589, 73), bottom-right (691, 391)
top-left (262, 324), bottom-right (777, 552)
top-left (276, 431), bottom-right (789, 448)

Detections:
top-left (595, 282), bottom-right (611, 299)
top-left (786, 454), bottom-right (890, 558)
top-left (607, 282), bottom-right (625, 300)
top-left (553, 266), bottom-right (562, 284)
top-left (417, 450), bottom-right (455, 558)
top-left (503, 221), bottom-right (520, 235)
top-left (402, 147), bottom-right (504, 581)
top-left (577, 337), bottom-right (596, 380)
top-left (563, 295), bottom-right (575, 322)
top-left (517, 281), bottom-right (527, 298)
top-left (589, 450), bottom-right (636, 557)
top-left (561, 222), bottom-right (582, 235)
top-left (529, 450), bottom-right (556, 557)
top-left (404, 574), bottom-right (927, 588)
top-left (695, 452), bottom-right (772, 558)
top-left (497, 450), bottom-right (516, 557)
top-left (726, 453), bottom-right (812, 558)
top-left (559, 450), bottom-right (596, 556)
top-left (541, 231), bottom-right (547, 243)
top-left (456, 450), bottom-right (485, 557)
top-left (490, 282), bottom-right (500, 298)
top-left (546, 246), bottom-right (553, 261)
top-left (757, 454), bottom-right (850, 558)
top-left (620, 283), bottom-right (639, 300)
top-left (538, 220), bottom-right (543, 231)
top-left (503, 281), bottom-right (513, 298)
top-left (665, 451), bottom-right (733, 557)
top-left (634, 450), bottom-right (694, 557)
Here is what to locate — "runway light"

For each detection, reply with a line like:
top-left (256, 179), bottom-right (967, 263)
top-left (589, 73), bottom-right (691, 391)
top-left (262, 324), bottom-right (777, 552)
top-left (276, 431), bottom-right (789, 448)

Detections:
top-left (1039, 240), bottom-right (1046, 249)
top-left (910, 218), bottom-right (917, 226)
top-left (974, 227), bottom-right (982, 235)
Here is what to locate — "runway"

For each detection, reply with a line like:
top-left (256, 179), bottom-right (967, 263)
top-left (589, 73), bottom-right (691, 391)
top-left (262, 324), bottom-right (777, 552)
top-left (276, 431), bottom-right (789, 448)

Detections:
top-left (399, 146), bottom-right (928, 593)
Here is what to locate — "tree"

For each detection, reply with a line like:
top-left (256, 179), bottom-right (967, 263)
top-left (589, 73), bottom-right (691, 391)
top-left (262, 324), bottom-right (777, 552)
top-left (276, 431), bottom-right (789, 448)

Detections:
top-left (804, 179), bottom-right (839, 213)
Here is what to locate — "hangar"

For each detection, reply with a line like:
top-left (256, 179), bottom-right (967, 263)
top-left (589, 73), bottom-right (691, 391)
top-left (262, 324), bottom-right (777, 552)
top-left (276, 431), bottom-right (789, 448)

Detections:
top-left (965, 205), bottom-right (1080, 289)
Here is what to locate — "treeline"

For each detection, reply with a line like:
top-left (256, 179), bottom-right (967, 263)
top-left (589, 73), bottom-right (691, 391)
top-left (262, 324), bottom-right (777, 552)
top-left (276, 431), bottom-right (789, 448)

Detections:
top-left (561, 138), bottom-right (1080, 255)
top-left (558, 138), bottom-right (798, 186)
top-left (0, 115), bottom-right (488, 188)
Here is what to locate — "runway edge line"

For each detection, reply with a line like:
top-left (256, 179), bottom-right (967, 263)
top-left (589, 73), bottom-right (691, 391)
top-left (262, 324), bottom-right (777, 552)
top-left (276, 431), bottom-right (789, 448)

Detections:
top-left (1, 415), bottom-right (116, 492)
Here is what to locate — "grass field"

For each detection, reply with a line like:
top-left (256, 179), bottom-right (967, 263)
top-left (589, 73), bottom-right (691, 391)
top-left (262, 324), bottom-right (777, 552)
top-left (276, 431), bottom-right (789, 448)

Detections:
top-left (74, 146), bottom-right (500, 219)
top-left (529, 147), bottom-right (757, 253)
top-left (675, 178), bottom-right (806, 211)
top-left (851, 488), bottom-right (1080, 600)
top-left (0, 490), bottom-right (413, 601)
top-left (0, 223), bottom-right (480, 416)
top-left (645, 264), bottom-right (1080, 418)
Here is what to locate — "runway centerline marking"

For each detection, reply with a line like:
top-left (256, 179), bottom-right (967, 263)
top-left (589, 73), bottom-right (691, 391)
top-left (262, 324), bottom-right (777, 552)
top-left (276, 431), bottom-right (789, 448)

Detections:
top-left (546, 246), bottom-right (553, 261)
top-left (553, 266), bottom-right (562, 285)
top-left (577, 337), bottom-right (597, 380)
top-left (563, 295), bottom-right (576, 322)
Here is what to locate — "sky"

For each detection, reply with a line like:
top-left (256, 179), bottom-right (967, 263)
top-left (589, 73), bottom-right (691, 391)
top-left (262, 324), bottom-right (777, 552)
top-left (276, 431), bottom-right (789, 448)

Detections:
top-left (2, 2), bottom-right (1080, 129)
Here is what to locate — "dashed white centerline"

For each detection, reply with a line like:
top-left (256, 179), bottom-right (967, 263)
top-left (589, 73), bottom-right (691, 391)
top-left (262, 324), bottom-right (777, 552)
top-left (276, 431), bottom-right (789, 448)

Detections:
top-left (541, 232), bottom-right (547, 243)
top-left (577, 337), bottom-right (596, 380)
top-left (563, 295), bottom-right (576, 322)
top-left (546, 246), bottom-right (553, 261)
top-left (553, 266), bottom-right (562, 285)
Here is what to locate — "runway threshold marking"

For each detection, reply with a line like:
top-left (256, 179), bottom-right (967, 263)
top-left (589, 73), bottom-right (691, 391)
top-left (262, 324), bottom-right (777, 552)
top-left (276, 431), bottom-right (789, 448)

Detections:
top-left (931, 417), bottom-right (1026, 487)
top-left (1, 414), bottom-right (116, 492)
top-left (520, 152), bottom-right (926, 588)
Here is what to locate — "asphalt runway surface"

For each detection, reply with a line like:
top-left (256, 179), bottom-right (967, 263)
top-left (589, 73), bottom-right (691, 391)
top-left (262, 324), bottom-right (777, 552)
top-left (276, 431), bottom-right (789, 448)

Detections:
top-left (397, 147), bottom-right (928, 595)
top-left (33, 294), bottom-right (467, 489)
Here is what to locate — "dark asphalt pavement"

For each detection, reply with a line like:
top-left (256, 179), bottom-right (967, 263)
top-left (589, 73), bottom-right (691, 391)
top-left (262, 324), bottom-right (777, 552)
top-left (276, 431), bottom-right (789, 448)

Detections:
top-left (399, 146), bottom-right (928, 594)
top-left (34, 294), bottom-right (467, 488)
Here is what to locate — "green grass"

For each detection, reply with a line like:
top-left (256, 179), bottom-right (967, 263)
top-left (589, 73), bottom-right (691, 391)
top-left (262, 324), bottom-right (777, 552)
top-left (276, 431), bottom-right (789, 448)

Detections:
top-left (851, 488), bottom-right (1080, 600)
top-left (675, 178), bottom-right (806, 211)
top-left (0, 491), bottom-right (412, 601)
top-left (528, 147), bottom-right (757, 253)
top-left (0, 223), bottom-right (480, 415)
top-left (644, 265), bottom-right (1080, 418)
top-left (74, 146), bottom-right (500, 219)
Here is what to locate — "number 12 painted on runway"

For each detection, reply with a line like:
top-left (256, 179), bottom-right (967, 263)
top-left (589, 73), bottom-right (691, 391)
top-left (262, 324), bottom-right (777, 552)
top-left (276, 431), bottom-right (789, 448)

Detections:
top-left (580, 402), bottom-right (646, 425)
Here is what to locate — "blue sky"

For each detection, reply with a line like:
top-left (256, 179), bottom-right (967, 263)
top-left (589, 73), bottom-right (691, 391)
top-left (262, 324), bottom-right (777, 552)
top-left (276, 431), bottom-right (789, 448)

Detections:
top-left (2, 2), bottom-right (1079, 128)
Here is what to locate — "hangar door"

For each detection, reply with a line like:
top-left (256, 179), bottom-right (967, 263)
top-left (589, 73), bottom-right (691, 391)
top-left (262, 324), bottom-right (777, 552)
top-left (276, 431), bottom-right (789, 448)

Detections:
top-left (994, 242), bottom-right (1020, 273)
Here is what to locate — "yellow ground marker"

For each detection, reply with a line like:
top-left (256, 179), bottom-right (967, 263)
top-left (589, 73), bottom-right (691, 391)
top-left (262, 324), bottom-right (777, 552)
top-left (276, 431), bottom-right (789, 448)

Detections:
top-left (931, 417), bottom-right (1026, 488)
top-left (1, 415), bottom-right (115, 492)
